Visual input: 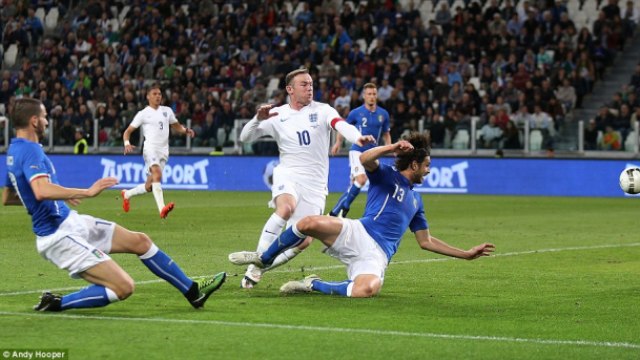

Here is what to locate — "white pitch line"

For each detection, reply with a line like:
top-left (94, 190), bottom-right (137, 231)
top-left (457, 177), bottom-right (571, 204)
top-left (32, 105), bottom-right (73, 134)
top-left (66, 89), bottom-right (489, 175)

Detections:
top-left (1, 242), bottom-right (639, 297)
top-left (0, 311), bottom-right (638, 350)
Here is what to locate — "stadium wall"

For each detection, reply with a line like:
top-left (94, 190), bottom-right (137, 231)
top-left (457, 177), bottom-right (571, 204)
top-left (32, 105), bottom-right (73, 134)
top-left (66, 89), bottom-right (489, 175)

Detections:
top-left (0, 155), bottom-right (637, 197)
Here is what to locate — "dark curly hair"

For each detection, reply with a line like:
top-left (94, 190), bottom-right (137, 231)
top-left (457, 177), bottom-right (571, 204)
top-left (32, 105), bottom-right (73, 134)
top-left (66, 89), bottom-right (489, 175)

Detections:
top-left (394, 132), bottom-right (431, 171)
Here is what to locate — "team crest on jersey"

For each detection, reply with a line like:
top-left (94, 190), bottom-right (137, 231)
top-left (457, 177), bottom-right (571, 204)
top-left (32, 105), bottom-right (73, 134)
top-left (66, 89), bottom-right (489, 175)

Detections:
top-left (163, 111), bottom-right (168, 118)
top-left (413, 197), bottom-right (418, 208)
top-left (378, 115), bottom-right (384, 122)
top-left (7, 156), bottom-right (13, 166)
top-left (309, 113), bottom-right (318, 128)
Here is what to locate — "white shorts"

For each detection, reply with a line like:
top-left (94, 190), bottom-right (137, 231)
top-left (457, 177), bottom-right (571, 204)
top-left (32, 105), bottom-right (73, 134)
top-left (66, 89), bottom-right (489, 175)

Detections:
top-left (270, 166), bottom-right (326, 225)
top-left (324, 218), bottom-right (388, 281)
top-left (143, 147), bottom-right (168, 175)
top-left (36, 211), bottom-right (115, 279)
top-left (349, 150), bottom-right (366, 178)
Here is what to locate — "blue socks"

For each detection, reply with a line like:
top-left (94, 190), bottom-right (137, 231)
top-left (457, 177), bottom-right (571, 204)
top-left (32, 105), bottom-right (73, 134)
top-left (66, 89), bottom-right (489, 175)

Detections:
top-left (61, 285), bottom-right (118, 309)
top-left (140, 244), bottom-right (194, 294)
top-left (260, 225), bottom-right (305, 265)
top-left (311, 279), bottom-right (353, 296)
top-left (331, 183), bottom-right (361, 215)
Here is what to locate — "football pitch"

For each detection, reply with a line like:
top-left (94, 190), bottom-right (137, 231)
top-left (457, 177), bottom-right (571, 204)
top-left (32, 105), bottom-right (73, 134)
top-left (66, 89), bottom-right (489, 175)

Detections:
top-left (0, 191), bottom-right (638, 359)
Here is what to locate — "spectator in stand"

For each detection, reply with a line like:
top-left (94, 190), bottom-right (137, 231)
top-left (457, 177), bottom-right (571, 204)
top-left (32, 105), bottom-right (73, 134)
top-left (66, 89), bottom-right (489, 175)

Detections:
top-left (584, 119), bottom-right (599, 150)
top-left (479, 115), bottom-right (503, 149)
top-left (600, 125), bottom-right (621, 150)
top-left (502, 120), bottom-right (521, 149)
top-left (555, 78), bottom-right (577, 111)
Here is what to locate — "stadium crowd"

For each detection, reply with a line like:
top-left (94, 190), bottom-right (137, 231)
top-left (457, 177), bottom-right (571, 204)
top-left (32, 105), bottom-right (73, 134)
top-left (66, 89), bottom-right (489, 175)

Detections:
top-left (1, 0), bottom-right (639, 152)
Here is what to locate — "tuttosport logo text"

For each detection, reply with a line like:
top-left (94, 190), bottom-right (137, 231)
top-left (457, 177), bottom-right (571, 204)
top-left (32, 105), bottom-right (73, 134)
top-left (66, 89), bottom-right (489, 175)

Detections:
top-left (416, 161), bottom-right (469, 193)
top-left (101, 158), bottom-right (210, 189)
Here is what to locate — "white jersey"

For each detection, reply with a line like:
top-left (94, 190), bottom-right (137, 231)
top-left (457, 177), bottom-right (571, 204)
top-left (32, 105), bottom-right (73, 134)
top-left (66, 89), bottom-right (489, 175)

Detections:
top-left (130, 105), bottom-right (178, 151)
top-left (241, 101), bottom-right (341, 193)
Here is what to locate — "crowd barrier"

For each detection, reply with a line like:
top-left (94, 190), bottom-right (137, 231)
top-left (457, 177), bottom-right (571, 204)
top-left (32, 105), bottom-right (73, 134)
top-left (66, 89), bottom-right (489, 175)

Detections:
top-left (1, 155), bottom-right (638, 198)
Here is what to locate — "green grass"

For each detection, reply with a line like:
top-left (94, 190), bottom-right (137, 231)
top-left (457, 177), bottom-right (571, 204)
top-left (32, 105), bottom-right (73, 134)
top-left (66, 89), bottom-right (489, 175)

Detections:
top-left (1, 191), bottom-right (639, 359)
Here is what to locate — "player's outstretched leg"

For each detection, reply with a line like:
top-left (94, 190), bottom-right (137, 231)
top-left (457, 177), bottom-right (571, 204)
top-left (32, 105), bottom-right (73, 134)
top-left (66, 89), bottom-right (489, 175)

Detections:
top-left (241, 213), bottom-right (286, 288)
top-left (329, 183), bottom-right (361, 217)
top-left (121, 184), bottom-right (147, 212)
top-left (34, 285), bottom-right (120, 312)
top-left (139, 243), bottom-right (225, 308)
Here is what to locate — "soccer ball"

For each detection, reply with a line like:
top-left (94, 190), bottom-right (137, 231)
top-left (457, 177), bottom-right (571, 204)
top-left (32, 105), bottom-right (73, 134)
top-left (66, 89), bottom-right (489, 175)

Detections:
top-left (619, 167), bottom-right (640, 194)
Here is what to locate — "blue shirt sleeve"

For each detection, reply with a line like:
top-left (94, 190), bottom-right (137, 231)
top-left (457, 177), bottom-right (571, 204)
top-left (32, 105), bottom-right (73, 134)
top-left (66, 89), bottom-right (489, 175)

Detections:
top-left (382, 109), bottom-right (391, 133)
top-left (21, 145), bottom-right (49, 183)
top-left (346, 109), bottom-right (358, 126)
top-left (409, 193), bottom-right (429, 232)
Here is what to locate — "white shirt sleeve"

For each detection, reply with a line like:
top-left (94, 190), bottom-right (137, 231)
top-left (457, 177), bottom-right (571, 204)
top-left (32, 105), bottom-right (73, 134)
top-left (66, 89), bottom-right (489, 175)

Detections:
top-left (334, 119), bottom-right (362, 145)
top-left (129, 110), bottom-right (143, 128)
top-left (167, 107), bottom-right (178, 125)
top-left (240, 117), bottom-right (271, 142)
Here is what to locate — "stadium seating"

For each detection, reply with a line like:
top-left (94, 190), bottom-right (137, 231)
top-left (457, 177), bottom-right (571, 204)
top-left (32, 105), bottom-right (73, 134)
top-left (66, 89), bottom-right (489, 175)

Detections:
top-left (529, 130), bottom-right (543, 151)
top-left (452, 129), bottom-right (470, 149)
top-left (45, 7), bottom-right (59, 31)
top-left (624, 132), bottom-right (638, 152)
top-left (3, 44), bottom-right (18, 68)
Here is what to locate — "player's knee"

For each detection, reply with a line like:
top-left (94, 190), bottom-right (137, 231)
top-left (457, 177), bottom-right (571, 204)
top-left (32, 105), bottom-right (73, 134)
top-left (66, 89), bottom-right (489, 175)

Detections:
top-left (113, 278), bottom-right (135, 300)
top-left (354, 175), bottom-right (367, 187)
top-left (351, 278), bottom-right (382, 298)
top-left (295, 216), bottom-right (317, 233)
top-left (133, 232), bottom-right (153, 255)
top-left (276, 205), bottom-right (294, 219)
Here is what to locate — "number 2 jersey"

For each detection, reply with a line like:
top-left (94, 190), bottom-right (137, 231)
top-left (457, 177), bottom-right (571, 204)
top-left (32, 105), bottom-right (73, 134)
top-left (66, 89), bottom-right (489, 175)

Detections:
top-left (6, 138), bottom-right (70, 236)
top-left (346, 104), bottom-right (390, 152)
top-left (241, 101), bottom-right (342, 195)
top-left (360, 163), bottom-right (429, 261)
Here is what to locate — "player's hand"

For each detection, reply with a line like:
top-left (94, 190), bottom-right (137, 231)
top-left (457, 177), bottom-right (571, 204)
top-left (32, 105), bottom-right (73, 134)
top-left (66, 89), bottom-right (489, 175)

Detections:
top-left (393, 140), bottom-right (414, 155)
top-left (330, 142), bottom-right (342, 156)
top-left (465, 243), bottom-right (495, 260)
top-left (256, 104), bottom-right (278, 121)
top-left (185, 128), bottom-right (195, 138)
top-left (124, 143), bottom-right (136, 155)
top-left (66, 198), bottom-right (82, 207)
top-left (355, 135), bottom-right (376, 147)
top-left (87, 177), bottom-right (119, 197)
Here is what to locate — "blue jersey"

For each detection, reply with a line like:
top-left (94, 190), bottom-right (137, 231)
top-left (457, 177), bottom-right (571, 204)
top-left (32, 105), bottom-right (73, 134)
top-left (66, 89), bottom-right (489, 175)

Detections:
top-left (6, 138), bottom-right (70, 236)
top-left (359, 163), bottom-right (428, 260)
top-left (346, 105), bottom-right (390, 152)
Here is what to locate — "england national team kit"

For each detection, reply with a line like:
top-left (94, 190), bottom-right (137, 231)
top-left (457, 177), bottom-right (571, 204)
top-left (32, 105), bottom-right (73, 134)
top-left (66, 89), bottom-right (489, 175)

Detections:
top-left (130, 105), bottom-right (177, 171)
top-left (242, 101), bottom-right (343, 220)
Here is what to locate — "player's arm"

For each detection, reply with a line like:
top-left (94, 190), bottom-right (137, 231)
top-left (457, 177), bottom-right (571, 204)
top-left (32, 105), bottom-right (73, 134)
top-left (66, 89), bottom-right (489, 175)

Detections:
top-left (2, 186), bottom-right (21, 206)
top-left (122, 125), bottom-right (138, 154)
top-left (382, 131), bottom-right (391, 146)
top-left (30, 176), bottom-right (119, 201)
top-left (414, 229), bottom-right (495, 260)
top-left (330, 133), bottom-right (344, 155)
top-left (170, 122), bottom-right (195, 138)
top-left (332, 119), bottom-right (375, 147)
top-left (239, 104), bottom-right (277, 142)
top-left (359, 140), bottom-right (413, 172)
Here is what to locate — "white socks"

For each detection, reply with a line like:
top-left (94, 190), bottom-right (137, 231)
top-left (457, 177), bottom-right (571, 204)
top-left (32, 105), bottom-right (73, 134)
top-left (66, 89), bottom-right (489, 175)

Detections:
top-left (256, 213), bottom-right (287, 252)
top-left (124, 183), bottom-right (147, 199)
top-left (151, 182), bottom-right (165, 212)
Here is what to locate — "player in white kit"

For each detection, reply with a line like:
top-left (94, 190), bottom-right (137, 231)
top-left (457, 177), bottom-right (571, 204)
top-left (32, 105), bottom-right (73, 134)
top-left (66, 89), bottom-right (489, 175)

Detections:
top-left (121, 84), bottom-right (194, 219)
top-left (238, 68), bottom-right (376, 288)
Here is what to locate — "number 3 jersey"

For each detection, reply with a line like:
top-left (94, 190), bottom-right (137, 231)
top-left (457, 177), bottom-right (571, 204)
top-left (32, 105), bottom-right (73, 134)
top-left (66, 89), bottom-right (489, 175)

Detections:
top-left (130, 105), bottom-right (177, 151)
top-left (360, 163), bottom-right (429, 260)
top-left (245, 101), bottom-right (341, 194)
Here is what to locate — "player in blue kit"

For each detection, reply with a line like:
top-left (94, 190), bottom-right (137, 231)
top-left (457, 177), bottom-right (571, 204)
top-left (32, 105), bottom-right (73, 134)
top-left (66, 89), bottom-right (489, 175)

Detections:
top-left (3, 98), bottom-right (225, 311)
top-left (229, 132), bottom-right (495, 297)
top-left (329, 83), bottom-right (391, 217)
